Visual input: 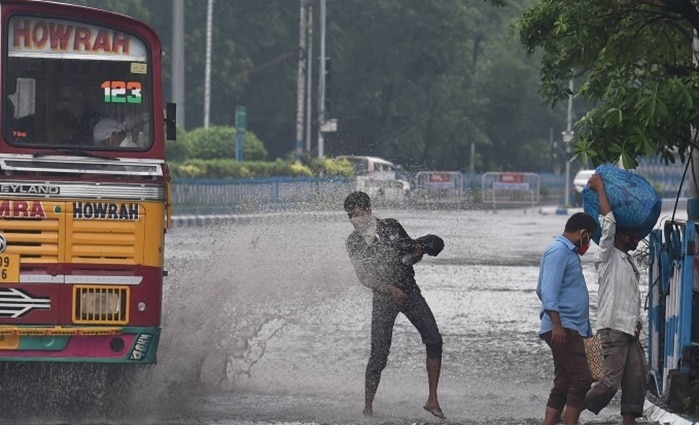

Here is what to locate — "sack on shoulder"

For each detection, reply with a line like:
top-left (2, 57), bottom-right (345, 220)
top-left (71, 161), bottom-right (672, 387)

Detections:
top-left (417, 234), bottom-right (444, 257)
top-left (584, 334), bottom-right (605, 382)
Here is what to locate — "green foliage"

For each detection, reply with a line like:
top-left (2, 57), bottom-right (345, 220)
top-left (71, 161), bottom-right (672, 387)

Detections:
top-left (163, 126), bottom-right (355, 178)
top-left (57, 0), bottom-right (571, 173)
top-left (515, 0), bottom-right (699, 168)
top-left (169, 158), bottom-right (315, 179)
top-left (165, 127), bottom-right (192, 162)
top-left (306, 157), bottom-right (354, 177)
top-left (187, 125), bottom-right (267, 161)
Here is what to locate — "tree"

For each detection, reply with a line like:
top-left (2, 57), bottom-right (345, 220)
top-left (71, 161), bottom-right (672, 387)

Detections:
top-left (515, 0), bottom-right (699, 169)
top-left (56, 0), bottom-right (569, 173)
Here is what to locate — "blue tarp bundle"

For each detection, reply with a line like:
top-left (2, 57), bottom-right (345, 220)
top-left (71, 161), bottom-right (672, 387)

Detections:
top-left (582, 164), bottom-right (661, 244)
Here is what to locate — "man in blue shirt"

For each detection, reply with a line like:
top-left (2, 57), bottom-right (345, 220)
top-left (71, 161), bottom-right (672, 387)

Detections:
top-left (537, 212), bottom-right (597, 425)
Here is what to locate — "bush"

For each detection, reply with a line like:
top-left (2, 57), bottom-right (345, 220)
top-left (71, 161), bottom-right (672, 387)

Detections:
top-left (186, 125), bottom-right (268, 161)
top-left (165, 126), bottom-right (353, 179)
top-left (165, 127), bottom-right (192, 162)
top-left (169, 158), bottom-right (316, 179)
top-left (307, 157), bottom-right (354, 177)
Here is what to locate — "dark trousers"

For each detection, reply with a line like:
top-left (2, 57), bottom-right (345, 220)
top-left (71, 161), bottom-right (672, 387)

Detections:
top-left (585, 328), bottom-right (647, 417)
top-left (542, 328), bottom-right (593, 411)
top-left (366, 291), bottom-right (443, 384)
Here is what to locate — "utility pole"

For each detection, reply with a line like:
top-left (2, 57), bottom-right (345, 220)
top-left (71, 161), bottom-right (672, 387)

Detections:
top-left (562, 79), bottom-right (574, 209)
top-left (305, 1), bottom-right (313, 157)
top-left (203, 0), bottom-right (214, 128)
top-left (317, 0), bottom-right (326, 158)
top-left (689, 32), bottom-right (699, 220)
top-left (295, 0), bottom-right (307, 161)
top-left (172, 0), bottom-right (185, 129)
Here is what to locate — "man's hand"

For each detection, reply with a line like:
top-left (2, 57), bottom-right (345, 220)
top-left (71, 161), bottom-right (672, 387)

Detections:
top-left (635, 321), bottom-right (642, 340)
top-left (588, 173), bottom-right (604, 192)
top-left (587, 172), bottom-right (611, 215)
top-left (388, 286), bottom-right (408, 304)
top-left (546, 310), bottom-right (566, 349)
top-left (550, 322), bottom-right (566, 349)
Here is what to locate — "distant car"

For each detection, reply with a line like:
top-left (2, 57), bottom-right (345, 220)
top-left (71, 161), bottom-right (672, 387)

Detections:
top-left (573, 169), bottom-right (595, 206)
top-left (574, 169), bottom-right (595, 194)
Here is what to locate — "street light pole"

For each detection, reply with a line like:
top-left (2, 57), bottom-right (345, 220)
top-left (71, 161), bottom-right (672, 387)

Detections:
top-left (317, 0), bottom-right (326, 158)
top-left (203, 0), bottom-right (214, 128)
top-left (305, 1), bottom-right (313, 157)
top-left (295, 0), bottom-right (307, 161)
top-left (172, 0), bottom-right (185, 129)
top-left (563, 79), bottom-right (574, 209)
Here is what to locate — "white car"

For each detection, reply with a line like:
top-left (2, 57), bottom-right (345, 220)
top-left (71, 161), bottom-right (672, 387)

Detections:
top-left (574, 169), bottom-right (595, 194)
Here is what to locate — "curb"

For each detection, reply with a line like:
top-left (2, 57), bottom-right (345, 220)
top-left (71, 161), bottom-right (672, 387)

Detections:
top-left (170, 210), bottom-right (345, 227)
top-left (645, 399), bottom-right (697, 425)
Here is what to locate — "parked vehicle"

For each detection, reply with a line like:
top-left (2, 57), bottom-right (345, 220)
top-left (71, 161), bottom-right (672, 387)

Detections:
top-left (573, 169), bottom-right (595, 206)
top-left (336, 155), bottom-right (410, 201)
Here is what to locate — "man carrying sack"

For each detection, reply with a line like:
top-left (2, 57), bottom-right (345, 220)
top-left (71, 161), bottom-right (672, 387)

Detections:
top-left (584, 173), bottom-right (647, 425)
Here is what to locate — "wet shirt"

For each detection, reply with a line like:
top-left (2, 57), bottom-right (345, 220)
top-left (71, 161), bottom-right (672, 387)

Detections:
top-left (346, 218), bottom-right (419, 295)
top-left (536, 235), bottom-right (592, 337)
top-left (594, 212), bottom-right (641, 336)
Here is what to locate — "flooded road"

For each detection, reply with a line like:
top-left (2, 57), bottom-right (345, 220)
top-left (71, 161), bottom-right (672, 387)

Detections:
top-left (7, 206), bottom-right (680, 424)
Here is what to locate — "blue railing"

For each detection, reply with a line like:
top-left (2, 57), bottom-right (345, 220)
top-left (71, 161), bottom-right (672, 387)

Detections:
top-left (170, 163), bottom-right (688, 215)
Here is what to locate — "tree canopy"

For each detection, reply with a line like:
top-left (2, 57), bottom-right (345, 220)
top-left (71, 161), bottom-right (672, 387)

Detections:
top-left (516, 0), bottom-right (699, 169)
top-left (58, 0), bottom-right (572, 174)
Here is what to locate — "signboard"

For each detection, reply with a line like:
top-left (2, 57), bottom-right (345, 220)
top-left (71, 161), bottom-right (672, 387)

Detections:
top-left (425, 173), bottom-right (455, 189)
top-left (8, 16), bottom-right (147, 61)
top-left (493, 182), bottom-right (530, 190)
top-left (499, 173), bottom-right (524, 183)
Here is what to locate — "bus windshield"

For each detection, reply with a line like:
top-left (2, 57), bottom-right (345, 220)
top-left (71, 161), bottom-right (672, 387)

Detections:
top-left (4, 16), bottom-right (153, 151)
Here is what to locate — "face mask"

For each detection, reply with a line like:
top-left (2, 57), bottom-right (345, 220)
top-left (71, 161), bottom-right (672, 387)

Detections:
top-left (576, 231), bottom-right (590, 256)
top-left (350, 214), bottom-right (373, 232)
top-left (577, 242), bottom-right (590, 256)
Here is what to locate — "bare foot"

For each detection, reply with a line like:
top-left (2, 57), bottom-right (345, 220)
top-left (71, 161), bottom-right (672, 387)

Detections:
top-left (423, 404), bottom-right (446, 419)
top-left (363, 406), bottom-right (373, 417)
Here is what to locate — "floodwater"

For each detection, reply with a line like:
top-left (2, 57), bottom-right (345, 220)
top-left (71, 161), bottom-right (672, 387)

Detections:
top-left (8, 206), bottom-right (685, 424)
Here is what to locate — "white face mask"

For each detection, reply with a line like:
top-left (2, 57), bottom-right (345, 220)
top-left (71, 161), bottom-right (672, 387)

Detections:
top-left (350, 214), bottom-right (373, 232)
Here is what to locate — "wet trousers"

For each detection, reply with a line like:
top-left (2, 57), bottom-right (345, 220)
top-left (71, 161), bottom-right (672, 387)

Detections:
top-left (365, 291), bottom-right (443, 384)
top-left (585, 328), bottom-right (647, 418)
top-left (542, 328), bottom-right (593, 411)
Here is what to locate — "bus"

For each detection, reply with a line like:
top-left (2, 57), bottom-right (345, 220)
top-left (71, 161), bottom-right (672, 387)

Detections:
top-left (0, 0), bottom-right (174, 414)
top-left (336, 155), bottom-right (409, 202)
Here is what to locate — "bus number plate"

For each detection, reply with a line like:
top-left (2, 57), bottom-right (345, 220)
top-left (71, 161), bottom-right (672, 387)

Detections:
top-left (0, 254), bottom-right (19, 283)
top-left (0, 334), bottom-right (18, 349)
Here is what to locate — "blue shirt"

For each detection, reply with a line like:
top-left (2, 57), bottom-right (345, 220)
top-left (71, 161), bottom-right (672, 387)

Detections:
top-left (536, 235), bottom-right (592, 337)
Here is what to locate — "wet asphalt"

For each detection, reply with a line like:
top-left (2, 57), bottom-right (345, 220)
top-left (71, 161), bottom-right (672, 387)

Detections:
top-left (6, 206), bottom-right (682, 424)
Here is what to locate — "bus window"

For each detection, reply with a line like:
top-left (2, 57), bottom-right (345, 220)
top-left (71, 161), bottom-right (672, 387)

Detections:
top-left (4, 16), bottom-right (153, 151)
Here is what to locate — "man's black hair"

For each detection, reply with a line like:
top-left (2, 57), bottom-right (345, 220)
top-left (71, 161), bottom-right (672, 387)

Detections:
top-left (564, 212), bottom-right (597, 233)
top-left (344, 191), bottom-right (371, 211)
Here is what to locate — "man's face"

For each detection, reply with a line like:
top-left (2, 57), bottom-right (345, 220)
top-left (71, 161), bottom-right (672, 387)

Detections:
top-left (619, 231), bottom-right (640, 251)
top-left (104, 131), bottom-right (124, 147)
top-left (346, 206), bottom-right (372, 231)
top-left (346, 206), bottom-right (369, 221)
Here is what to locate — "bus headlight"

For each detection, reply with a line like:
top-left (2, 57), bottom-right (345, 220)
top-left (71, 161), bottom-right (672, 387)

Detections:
top-left (73, 286), bottom-right (129, 323)
top-left (80, 292), bottom-right (120, 316)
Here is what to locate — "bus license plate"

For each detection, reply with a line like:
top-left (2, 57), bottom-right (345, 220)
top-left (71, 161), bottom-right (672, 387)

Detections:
top-left (0, 254), bottom-right (19, 283)
top-left (0, 334), bottom-right (18, 349)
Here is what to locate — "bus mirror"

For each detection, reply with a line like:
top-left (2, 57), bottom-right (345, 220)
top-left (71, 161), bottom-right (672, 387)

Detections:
top-left (165, 103), bottom-right (177, 141)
